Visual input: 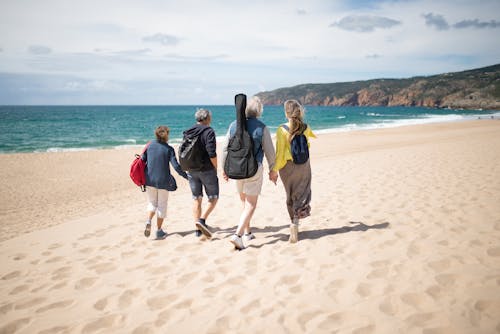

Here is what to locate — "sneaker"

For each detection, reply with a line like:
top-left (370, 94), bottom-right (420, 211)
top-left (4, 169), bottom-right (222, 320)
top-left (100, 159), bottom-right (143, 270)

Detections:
top-left (230, 234), bottom-right (245, 250)
top-left (195, 229), bottom-right (202, 237)
top-left (144, 223), bottom-right (151, 238)
top-left (156, 229), bottom-right (167, 240)
top-left (195, 221), bottom-right (212, 239)
top-left (243, 232), bottom-right (255, 243)
top-left (289, 224), bottom-right (298, 244)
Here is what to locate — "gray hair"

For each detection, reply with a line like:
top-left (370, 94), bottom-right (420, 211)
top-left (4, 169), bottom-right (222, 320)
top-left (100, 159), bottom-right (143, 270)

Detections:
top-left (245, 96), bottom-right (263, 118)
top-left (195, 108), bottom-right (211, 122)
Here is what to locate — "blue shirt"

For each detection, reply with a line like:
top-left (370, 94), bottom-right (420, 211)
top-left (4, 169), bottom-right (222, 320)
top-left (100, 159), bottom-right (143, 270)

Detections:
top-left (143, 140), bottom-right (188, 191)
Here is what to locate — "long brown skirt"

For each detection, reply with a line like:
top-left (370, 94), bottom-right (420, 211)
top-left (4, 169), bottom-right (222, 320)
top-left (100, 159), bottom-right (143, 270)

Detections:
top-left (278, 160), bottom-right (312, 220)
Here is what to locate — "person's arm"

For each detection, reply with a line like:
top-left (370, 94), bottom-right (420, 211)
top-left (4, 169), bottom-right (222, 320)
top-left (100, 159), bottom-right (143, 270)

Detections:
top-left (262, 127), bottom-right (278, 184)
top-left (272, 126), bottom-right (287, 172)
top-left (262, 126), bottom-right (276, 171)
top-left (220, 126), bottom-right (231, 181)
top-left (210, 157), bottom-right (218, 170)
top-left (204, 128), bottom-right (217, 169)
top-left (170, 147), bottom-right (188, 179)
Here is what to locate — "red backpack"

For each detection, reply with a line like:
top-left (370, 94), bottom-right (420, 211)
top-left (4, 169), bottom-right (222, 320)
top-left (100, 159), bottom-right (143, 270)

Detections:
top-left (130, 142), bottom-right (150, 192)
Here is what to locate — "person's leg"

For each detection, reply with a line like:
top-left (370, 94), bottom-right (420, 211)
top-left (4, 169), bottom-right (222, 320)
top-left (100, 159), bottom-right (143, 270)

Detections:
top-left (193, 197), bottom-right (202, 221)
top-left (188, 171), bottom-right (203, 236)
top-left (279, 163), bottom-right (299, 243)
top-left (200, 198), bottom-right (218, 220)
top-left (235, 194), bottom-right (258, 236)
top-left (195, 168), bottom-right (219, 238)
top-left (156, 189), bottom-right (169, 231)
top-left (239, 192), bottom-right (251, 235)
top-left (199, 168), bottom-right (219, 222)
top-left (145, 187), bottom-right (159, 237)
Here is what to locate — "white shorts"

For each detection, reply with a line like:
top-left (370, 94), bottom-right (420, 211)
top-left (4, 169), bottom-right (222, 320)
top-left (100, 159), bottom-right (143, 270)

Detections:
top-left (236, 164), bottom-right (264, 196)
top-left (146, 187), bottom-right (169, 218)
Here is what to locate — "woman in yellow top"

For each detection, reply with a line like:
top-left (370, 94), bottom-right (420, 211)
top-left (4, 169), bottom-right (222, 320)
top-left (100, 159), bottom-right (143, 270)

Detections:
top-left (270, 99), bottom-right (316, 243)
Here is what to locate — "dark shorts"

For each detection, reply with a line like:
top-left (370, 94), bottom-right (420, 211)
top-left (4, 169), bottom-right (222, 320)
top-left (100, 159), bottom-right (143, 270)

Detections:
top-left (187, 168), bottom-right (219, 200)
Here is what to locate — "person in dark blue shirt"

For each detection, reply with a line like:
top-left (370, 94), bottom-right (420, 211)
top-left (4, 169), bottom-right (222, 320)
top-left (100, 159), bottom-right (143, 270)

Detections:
top-left (182, 109), bottom-right (219, 239)
top-left (142, 125), bottom-right (188, 239)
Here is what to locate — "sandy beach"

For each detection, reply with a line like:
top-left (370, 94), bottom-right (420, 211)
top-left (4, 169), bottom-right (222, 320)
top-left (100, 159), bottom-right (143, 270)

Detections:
top-left (1, 120), bottom-right (500, 333)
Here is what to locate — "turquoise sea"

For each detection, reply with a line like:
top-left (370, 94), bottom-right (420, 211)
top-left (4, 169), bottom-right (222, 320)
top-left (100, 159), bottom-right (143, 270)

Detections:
top-left (0, 105), bottom-right (499, 153)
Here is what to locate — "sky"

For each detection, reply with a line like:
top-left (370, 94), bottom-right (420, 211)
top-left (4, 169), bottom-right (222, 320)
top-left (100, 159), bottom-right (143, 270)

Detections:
top-left (0, 0), bottom-right (499, 105)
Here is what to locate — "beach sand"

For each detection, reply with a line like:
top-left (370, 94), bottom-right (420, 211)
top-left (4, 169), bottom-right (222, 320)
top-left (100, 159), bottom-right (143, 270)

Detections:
top-left (1, 120), bottom-right (500, 333)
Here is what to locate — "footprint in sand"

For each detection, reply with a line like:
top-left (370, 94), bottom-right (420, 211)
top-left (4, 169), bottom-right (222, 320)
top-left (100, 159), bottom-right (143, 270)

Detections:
top-left (367, 267), bottom-right (388, 279)
top-left (2, 270), bottom-right (22, 280)
top-left (318, 312), bottom-right (371, 331)
top-left (298, 311), bottom-right (322, 332)
top-left (474, 299), bottom-right (500, 318)
top-left (12, 253), bottom-right (27, 261)
top-left (173, 298), bottom-right (193, 310)
top-left (428, 259), bottom-right (451, 272)
top-left (51, 266), bottom-right (72, 281)
top-left (326, 280), bottom-right (345, 299)
top-left (400, 293), bottom-right (429, 309)
top-left (93, 297), bottom-right (109, 311)
top-left (404, 312), bottom-right (437, 327)
top-left (356, 283), bottom-right (371, 298)
top-left (79, 247), bottom-right (94, 254)
top-left (146, 294), bottom-right (178, 310)
top-left (81, 314), bottom-right (124, 333)
top-left (379, 296), bottom-right (399, 316)
top-left (435, 274), bottom-right (457, 287)
top-left (89, 262), bottom-right (116, 274)
top-left (118, 288), bottom-right (141, 308)
top-left (75, 277), bottom-right (98, 290)
top-left (0, 318), bottom-right (30, 333)
top-left (9, 284), bottom-right (30, 295)
top-left (486, 247), bottom-right (500, 257)
top-left (0, 302), bottom-right (14, 314)
top-left (132, 323), bottom-right (156, 334)
top-left (36, 300), bottom-right (73, 313)
top-left (48, 243), bottom-right (62, 250)
top-left (38, 326), bottom-right (71, 334)
top-left (49, 282), bottom-right (67, 291)
top-left (78, 233), bottom-right (95, 241)
top-left (177, 272), bottom-right (198, 285)
top-left (14, 297), bottom-right (47, 310)
top-left (279, 274), bottom-right (300, 286)
top-left (240, 299), bottom-right (260, 313)
top-left (45, 256), bottom-right (65, 264)
top-left (154, 309), bottom-right (173, 327)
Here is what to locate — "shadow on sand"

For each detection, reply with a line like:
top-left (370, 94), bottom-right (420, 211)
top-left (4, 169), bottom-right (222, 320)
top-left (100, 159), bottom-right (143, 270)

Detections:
top-left (248, 221), bottom-right (390, 249)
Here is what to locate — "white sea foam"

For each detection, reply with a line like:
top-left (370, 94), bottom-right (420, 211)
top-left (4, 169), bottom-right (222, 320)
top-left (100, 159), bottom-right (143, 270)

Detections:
top-left (44, 147), bottom-right (94, 153)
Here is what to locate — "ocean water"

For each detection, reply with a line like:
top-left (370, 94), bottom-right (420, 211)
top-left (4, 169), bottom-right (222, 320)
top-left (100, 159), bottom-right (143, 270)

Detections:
top-left (0, 105), bottom-right (498, 154)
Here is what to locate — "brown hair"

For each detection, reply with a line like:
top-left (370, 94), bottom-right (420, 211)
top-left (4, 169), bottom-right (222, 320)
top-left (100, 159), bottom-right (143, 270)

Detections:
top-left (284, 99), bottom-right (306, 142)
top-left (155, 125), bottom-right (170, 143)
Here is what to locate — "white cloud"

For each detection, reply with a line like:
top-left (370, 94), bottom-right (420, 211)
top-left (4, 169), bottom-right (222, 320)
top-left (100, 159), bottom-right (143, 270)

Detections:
top-left (0, 0), bottom-right (499, 104)
top-left (142, 33), bottom-right (180, 46)
top-left (422, 13), bottom-right (450, 30)
top-left (28, 45), bottom-right (52, 55)
top-left (330, 15), bottom-right (402, 32)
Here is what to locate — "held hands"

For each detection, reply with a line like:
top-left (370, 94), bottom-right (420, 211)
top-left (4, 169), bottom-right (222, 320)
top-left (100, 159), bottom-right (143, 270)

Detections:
top-left (222, 171), bottom-right (229, 182)
top-left (269, 170), bottom-right (278, 185)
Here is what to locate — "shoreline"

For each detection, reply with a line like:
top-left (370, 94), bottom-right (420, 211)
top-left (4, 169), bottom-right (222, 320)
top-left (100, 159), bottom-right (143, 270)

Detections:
top-left (2, 112), bottom-right (499, 155)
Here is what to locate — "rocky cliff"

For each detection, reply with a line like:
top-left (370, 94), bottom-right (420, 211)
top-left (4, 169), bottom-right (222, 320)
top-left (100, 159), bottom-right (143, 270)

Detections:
top-left (256, 64), bottom-right (500, 109)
